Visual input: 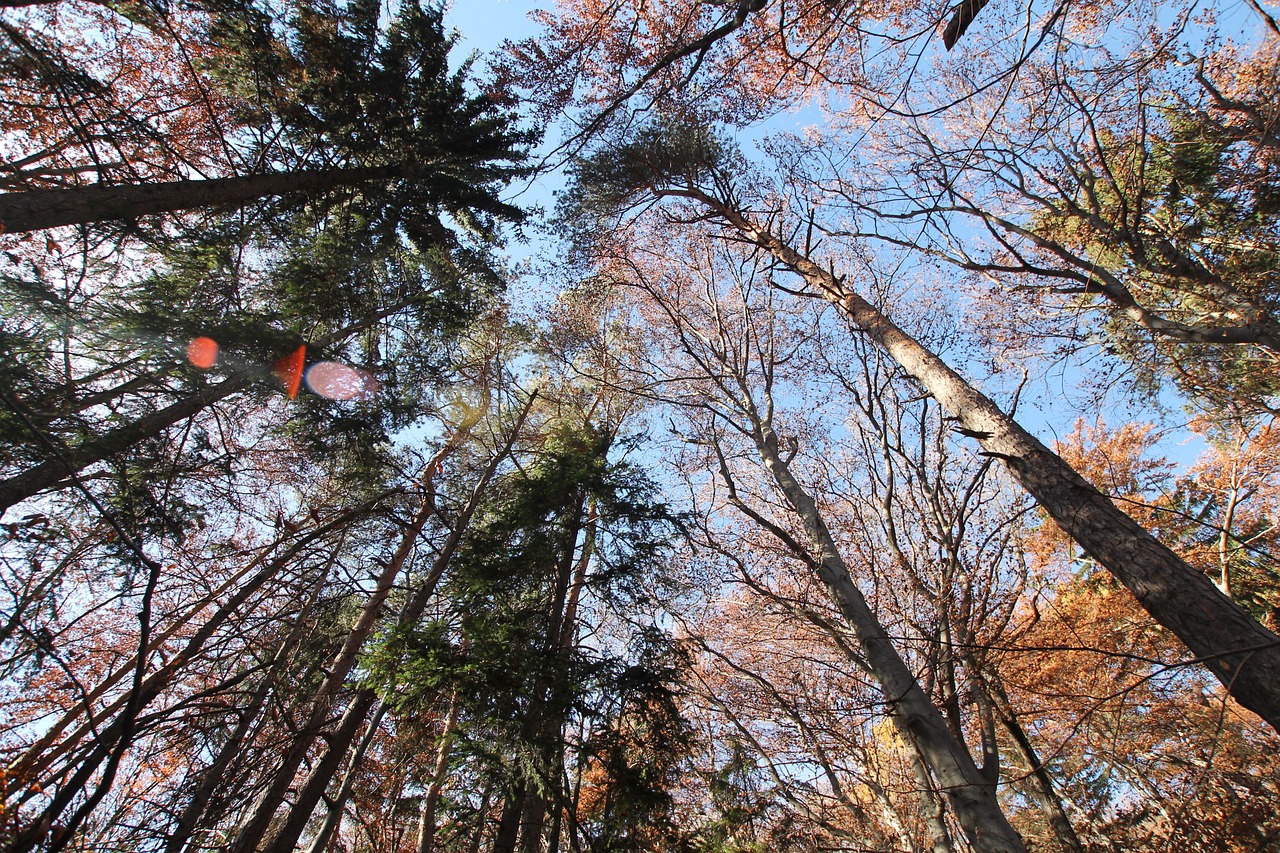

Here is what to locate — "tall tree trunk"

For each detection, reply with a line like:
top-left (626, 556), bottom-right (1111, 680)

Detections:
top-left (257, 690), bottom-right (381, 852)
top-left (415, 693), bottom-right (462, 853)
top-left (492, 782), bottom-right (526, 853)
top-left (165, 565), bottom-right (335, 853)
top-left (983, 677), bottom-right (1085, 853)
top-left (5, 499), bottom-right (389, 853)
top-left (1, 300), bottom-right (414, 518)
top-left (0, 373), bottom-right (252, 516)
top-left (908, 749), bottom-right (957, 853)
top-left (0, 166), bottom-right (400, 234)
top-left (686, 186), bottom-right (1280, 733)
top-left (241, 397), bottom-right (535, 853)
top-left (747, 423), bottom-right (1027, 853)
top-left (229, 497), bottom-right (439, 853)
top-left (305, 701), bottom-right (390, 853)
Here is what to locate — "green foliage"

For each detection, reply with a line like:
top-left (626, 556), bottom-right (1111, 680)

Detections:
top-left (364, 420), bottom-right (690, 849)
top-left (561, 114), bottom-right (732, 244)
top-left (206, 0), bottom-right (533, 242)
top-left (1033, 100), bottom-right (1280, 412)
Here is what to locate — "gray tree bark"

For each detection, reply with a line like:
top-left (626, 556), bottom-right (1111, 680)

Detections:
top-left (749, 422), bottom-right (1028, 853)
top-left (678, 185), bottom-right (1280, 733)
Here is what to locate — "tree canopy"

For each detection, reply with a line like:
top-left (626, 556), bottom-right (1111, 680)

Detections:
top-left (3, 0), bottom-right (1280, 852)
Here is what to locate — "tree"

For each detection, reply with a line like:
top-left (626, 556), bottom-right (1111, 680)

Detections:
top-left (563, 226), bottom-right (1030, 852)
top-left (560, 117), bottom-right (1280, 733)
top-left (831, 49), bottom-right (1280, 414)
top-left (0, 0), bottom-right (529, 236)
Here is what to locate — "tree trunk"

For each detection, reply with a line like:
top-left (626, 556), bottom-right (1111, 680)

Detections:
top-left (165, 566), bottom-right (334, 853)
top-left (750, 423), bottom-right (1028, 853)
top-left (0, 166), bottom-right (400, 234)
top-left (239, 397), bottom-right (534, 852)
top-left (229, 496), bottom-right (438, 853)
top-left (492, 783), bottom-right (526, 853)
top-left (692, 187), bottom-right (1280, 733)
top-left (7, 495), bottom-right (387, 787)
top-left (908, 749), bottom-right (957, 853)
top-left (984, 678), bottom-right (1085, 853)
top-left (305, 701), bottom-right (390, 853)
top-left (415, 693), bottom-right (462, 853)
top-left (0, 373), bottom-right (252, 516)
top-left (1, 299), bottom-right (413, 518)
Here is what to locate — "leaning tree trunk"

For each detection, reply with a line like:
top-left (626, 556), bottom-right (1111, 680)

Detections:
top-left (751, 422), bottom-right (1028, 853)
top-left (982, 675), bottom-right (1085, 853)
top-left (229, 496), bottom-right (440, 853)
top-left (0, 166), bottom-right (400, 233)
top-left (164, 565), bottom-right (336, 853)
top-left (0, 373), bottom-right (252, 516)
top-left (243, 397), bottom-right (534, 853)
top-left (684, 186), bottom-right (1280, 733)
top-left (414, 692), bottom-right (462, 853)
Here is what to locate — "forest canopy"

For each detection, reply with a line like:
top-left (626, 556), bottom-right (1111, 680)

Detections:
top-left (1, 0), bottom-right (1279, 851)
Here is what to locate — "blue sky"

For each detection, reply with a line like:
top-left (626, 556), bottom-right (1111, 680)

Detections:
top-left (444, 0), bottom-right (545, 58)
top-left (434, 0), bottom-right (1222, 470)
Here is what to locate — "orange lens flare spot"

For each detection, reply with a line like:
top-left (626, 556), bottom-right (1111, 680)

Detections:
top-left (272, 345), bottom-right (306, 399)
top-left (187, 337), bottom-right (219, 369)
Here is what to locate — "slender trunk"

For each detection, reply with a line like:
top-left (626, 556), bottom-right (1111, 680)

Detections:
top-left (243, 396), bottom-right (536, 853)
top-left (692, 188), bottom-right (1280, 732)
top-left (230, 499), bottom-right (437, 853)
top-left (468, 786), bottom-right (494, 853)
top-left (5, 510), bottom-right (385, 853)
top-left (415, 693), bottom-right (462, 853)
top-left (0, 373), bottom-right (252, 516)
top-left (984, 679), bottom-right (1084, 853)
top-left (5, 494), bottom-right (388, 791)
top-left (748, 425), bottom-right (1027, 853)
top-left (907, 749), bottom-right (957, 853)
top-left (1, 300), bottom-right (411, 518)
top-left (258, 690), bottom-right (381, 852)
top-left (165, 566), bottom-right (334, 853)
top-left (306, 701), bottom-right (390, 853)
top-left (0, 166), bottom-right (400, 234)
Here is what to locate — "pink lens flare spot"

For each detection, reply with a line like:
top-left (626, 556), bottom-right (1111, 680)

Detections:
top-left (187, 337), bottom-right (219, 369)
top-left (305, 361), bottom-right (378, 401)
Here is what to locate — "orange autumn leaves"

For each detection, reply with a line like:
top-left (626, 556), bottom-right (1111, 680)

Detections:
top-left (1029, 416), bottom-right (1280, 629)
top-left (1, 1), bottom-right (251, 193)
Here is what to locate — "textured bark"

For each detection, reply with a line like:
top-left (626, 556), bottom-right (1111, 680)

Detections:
top-left (688, 187), bottom-right (1280, 733)
top-left (492, 784), bottom-right (526, 853)
top-left (0, 166), bottom-right (399, 233)
top-left (753, 424), bottom-right (1028, 853)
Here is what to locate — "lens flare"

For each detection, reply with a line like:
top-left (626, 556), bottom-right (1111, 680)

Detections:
top-left (272, 345), bottom-right (307, 399)
top-left (187, 337), bottom-right (219, 369)
top-left (306, 361), bottom-right (378, 401)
